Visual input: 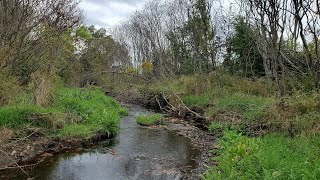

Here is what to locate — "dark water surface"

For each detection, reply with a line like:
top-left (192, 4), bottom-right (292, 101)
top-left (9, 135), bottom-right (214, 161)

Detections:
top-left (4, 105), bottom-right (200, 180)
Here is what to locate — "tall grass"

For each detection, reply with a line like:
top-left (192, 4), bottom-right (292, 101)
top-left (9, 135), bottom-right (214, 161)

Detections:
top-left (0, 87), bottom-right (128, 138)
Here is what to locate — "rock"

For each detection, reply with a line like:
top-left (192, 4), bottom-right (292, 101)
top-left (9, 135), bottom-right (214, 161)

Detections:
top-left (110, 150), bottom-right (116, 155)
top-left (11, 150), bottom-right (17, 156)
top-left (41, 153), bottom-right (53, 158)
top-left (19, 152), bottom-right (25, 157)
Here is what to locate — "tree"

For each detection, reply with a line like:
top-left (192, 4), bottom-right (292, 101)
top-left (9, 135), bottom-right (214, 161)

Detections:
top-left (78, 27), bottom-right (130, 86)
top-left (0, 0), bottom-right (83, 105)
top-left (224, 17), bottom-right (264, 77)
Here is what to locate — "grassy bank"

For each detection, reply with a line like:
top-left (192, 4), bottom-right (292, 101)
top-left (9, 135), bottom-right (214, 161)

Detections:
top-left (136, 72), bottom-right (320, 179)
top-left (0, 87), bottom-right (128, 139)
top-left (204, 131), bottom-right (320, 179)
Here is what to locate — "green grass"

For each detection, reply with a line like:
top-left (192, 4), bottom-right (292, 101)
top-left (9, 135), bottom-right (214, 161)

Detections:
top-left (136, 114), bottom-right (164, 126)
top-left (182, 94), bottom-right (212, 107)
top-left (0, 105), bottom-right (57, 128)
top-left (213, 93), bottom-right (273, 121)
top-left (54, 88), bottom-right (128, 138)
top-left (204, 131), bottom-right (320, 180)
top-left (0, 87), bottom-right (128, 138)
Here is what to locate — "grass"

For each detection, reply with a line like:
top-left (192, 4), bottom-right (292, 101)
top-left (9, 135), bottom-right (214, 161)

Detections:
top-left (182, 94), bottom-right (212, 107)
top-left (0, 87), bottom-right (128, 138)
top-left (136, 114), bottom-right (164, 126)
top-left (204, 131), bottom-right (320, 180)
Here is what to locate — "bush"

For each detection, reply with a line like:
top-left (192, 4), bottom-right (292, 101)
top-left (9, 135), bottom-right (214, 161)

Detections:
top-left (136, 114), bottom-right (164, 126)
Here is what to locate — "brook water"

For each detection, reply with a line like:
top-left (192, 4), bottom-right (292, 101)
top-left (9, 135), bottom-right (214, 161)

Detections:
top-left (5, 105), bottom-right (200, 180)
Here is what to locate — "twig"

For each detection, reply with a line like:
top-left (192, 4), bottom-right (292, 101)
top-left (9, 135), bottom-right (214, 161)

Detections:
top-left (160, 93), bottom-right (177, 112)
top-left (0, 149), bottom-right (30, 177)
top-left (155, 97), bottom-right (166, 113)
top-left (6, 131), bottom-right (37, 146)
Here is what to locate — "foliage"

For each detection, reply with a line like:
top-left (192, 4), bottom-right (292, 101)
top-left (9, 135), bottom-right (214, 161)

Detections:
top-left (54, 88), bottom-right (128, 137)
top-left (224, 17), bottom-right (264, 77)
top-left (204, 131), bottom-right (320, 179)
top-left (78, 26), bottom-right (130, 87)
top-left (136, 114), bottom-right (164, 126)
top-left (76, 26), bottom-right (92, 40)
top-left (182, 95), bottom-right (212, 107)
top-left (0, 72), bottom-right (20, 106)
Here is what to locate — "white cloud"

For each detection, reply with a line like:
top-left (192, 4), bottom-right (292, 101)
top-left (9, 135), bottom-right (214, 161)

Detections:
top-left (79, 0), bottom-right (148, 28)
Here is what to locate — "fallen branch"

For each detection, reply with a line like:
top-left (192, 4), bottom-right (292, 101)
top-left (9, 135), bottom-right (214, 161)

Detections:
top-left (171, 92), bottom-right (206, 120)
top-left (0, 157), bottom-right (45, 171)
top-left (159, 92), bottom-right (206, 120)
top-left (155, 97), bottom-right (167, 113)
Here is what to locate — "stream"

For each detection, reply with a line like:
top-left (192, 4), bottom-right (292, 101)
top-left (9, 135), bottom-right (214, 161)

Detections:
top-left (5, 105), bottom-right (201, 180)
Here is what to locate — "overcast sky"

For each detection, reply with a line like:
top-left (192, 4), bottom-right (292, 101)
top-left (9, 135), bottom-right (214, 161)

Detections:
top-left (80, 0), bottom-right (148, 28)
